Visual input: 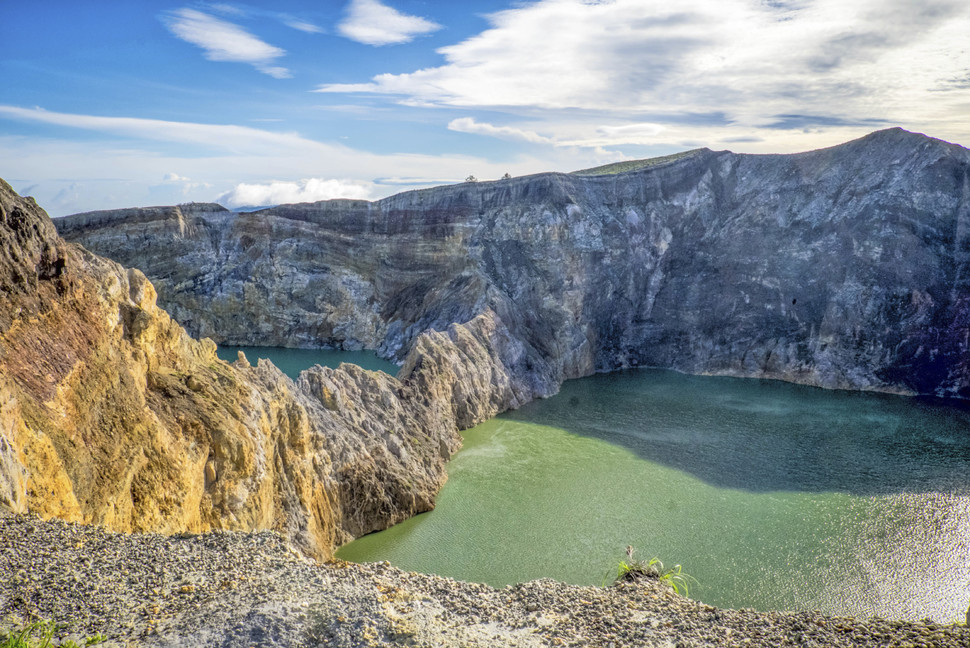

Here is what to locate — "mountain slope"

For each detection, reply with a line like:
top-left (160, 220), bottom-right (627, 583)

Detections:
top-left (0, 179), bottom-right (528, 558)
top-left (59, 128), bottom-right (970, 398)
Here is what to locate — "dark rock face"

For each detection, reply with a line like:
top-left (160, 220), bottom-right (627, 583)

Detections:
top-left (58, 128), bottom-right (970, 397)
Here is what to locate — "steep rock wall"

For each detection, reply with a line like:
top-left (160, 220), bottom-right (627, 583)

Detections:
top-left (59, 128), bottom-right (970, 397)
top-left (0, 180), bottom-right (522, 558)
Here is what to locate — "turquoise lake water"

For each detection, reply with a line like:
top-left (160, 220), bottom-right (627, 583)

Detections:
top-left (215, 345), bottom-right (398, 378)
top-left (222, 347), bottom-right (970, 621)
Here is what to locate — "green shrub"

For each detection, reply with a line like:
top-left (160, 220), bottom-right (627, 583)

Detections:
top-left (0, 620), bottom-right (106, 648)
top-left (611, 549), bottom-right (696, 598)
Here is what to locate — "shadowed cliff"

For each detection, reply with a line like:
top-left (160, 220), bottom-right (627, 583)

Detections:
top-left (59, 128), bottom-right (970, 398)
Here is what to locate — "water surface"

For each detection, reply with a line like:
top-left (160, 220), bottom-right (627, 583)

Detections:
top-left (216, 346), bottom-right (970, 620)
top-left (337, 370), bottom-right (970, 622)
top-left (215, 345), bottom-right (398, 379)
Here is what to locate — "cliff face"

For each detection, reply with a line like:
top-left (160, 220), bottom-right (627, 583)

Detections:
top-left (0, 180), bottom-right (525, 558)
top-left (59, 128), bottom-right (970, 398)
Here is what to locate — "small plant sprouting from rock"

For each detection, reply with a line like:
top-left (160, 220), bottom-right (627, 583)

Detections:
top-left (0, 619), bottom-right (107, 648)
top-left (612, 546), bottom-right (696, 597)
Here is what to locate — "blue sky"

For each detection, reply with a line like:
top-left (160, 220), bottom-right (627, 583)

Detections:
top-left (2, 0), bottom-right (970, 216)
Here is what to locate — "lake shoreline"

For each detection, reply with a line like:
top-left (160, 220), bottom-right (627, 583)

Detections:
top-left (2, 512), bottom-right (967, 647)
top-left (337, 366), bottom-right (970, 621)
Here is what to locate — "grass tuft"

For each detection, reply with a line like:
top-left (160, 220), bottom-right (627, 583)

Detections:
top-left (0, 620), bottom-right (106, 648)
top-left (610, 548), bottom-right (697, 598)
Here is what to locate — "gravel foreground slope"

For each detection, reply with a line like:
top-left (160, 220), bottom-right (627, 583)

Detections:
top-left (1, 513), bottom-right (966, 648)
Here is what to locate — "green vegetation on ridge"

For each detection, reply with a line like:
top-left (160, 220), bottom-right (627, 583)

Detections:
top-left (571, 149), bottom-right (705, 176)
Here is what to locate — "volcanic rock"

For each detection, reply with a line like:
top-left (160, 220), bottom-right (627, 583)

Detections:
top-left (59, 128), bottom-right (970, 397)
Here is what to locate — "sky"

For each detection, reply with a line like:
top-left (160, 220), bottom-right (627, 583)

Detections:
top-left (2, 0), bottom-right (970, 217)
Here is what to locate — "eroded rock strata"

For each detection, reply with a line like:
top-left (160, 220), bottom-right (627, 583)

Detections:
top-left (0, 179), bottom-right (524, 559)
top-left (59, 128), bottom-right (970, 398)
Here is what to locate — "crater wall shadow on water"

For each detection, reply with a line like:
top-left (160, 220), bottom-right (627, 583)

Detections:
top-left (501, 368), bottom-right (970, 496)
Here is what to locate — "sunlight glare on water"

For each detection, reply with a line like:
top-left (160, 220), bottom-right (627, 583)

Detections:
top-left (337, 369), bottom-right (970, 622)
top-left (213, 348), bottom-right (970, 621)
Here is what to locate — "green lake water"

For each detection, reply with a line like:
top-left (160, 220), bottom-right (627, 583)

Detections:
top-left (215, 345), bottom-right (398, 379)
top-left (221, 347), bottom-right (970, 621)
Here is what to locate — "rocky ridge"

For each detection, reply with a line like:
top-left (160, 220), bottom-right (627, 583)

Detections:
top-left (0, 179), bottom-right (524, 560)
top-left (5, 130), bottom-right (970, 645)
top-left (59, 128), bottom-right (970, 399)
top-left (2, 512), bottom-right (967, 647)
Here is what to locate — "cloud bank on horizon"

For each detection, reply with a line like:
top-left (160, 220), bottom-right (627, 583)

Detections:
top-left (1, 0), bottom-right (969, 216)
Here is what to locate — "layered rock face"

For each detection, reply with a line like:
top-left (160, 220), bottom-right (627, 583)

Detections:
top-left (0, 179), bottom-right (526, 558)
top-left (60, 128), bottom-right (970, 397)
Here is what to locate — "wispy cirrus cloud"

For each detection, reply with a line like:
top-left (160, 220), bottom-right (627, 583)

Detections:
top-left (0, 106), bottom-right (583, 217)
top-left (338, 0), bottom-right (441, 46)
top-left (448, 117), bottom-right (671, 150)
top-left (208, 3), bottom-right (324, 33)
top-left (595, 123), bottom-right (666, 140)
top-left (161, 8), bottom-right (291, 78)
top-left (0, 105), bottom-right (327, 154)
top-left (447, 117), bottom-right (554, 144)
top-left (283, 18), bottom-right (324, 34)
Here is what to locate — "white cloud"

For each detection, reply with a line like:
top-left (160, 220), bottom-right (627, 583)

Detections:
top-left (259, 66), bottom-right (292, 79)
top-left (208, 4), bottom-right (324, 34)
top-left (208, 3), bottom-right (247, 17)
top-left (163, 172), bottom-right (212, 195)
top-left (596, 124), bottom-right (666, 140)
top-left (448, 117), bottom-right (669, 150)
top-left (374, 176), bottom-right (461, 186)
top-left (448, 117), bottom-right (554, 144)
top-left (318, 0), bottom-right (970, 137)
top-left (0, 105), bottom-right (333, 155)
top-left (284, 18), bottom-right (324, 34)
top-left (161, 8), bottom-right (291, 78)
top-left (218, 178), bottom-right (375, 207)
top-left (0, 122), bottom-right (611, 217)
top-left (338, 0), bottom-right (441, 46)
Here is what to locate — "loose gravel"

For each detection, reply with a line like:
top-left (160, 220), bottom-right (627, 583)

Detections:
top-left (1, 512), bottom-right (967, 647)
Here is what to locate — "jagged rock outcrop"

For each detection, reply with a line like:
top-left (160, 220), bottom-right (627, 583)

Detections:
top-left (297, 310), bottom-right (529, 537)
top-left (59, 128), bottom-right (970, 398)
top-left (0, 180), bottom-right (524, 558)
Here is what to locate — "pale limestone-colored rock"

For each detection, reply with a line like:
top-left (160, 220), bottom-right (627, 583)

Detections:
top-left (204, 459), bottom-right (217, 484)
top-left (0, 179), bottom-right (528, 559)
top-left (0, 385), bottom-right (28, 514)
